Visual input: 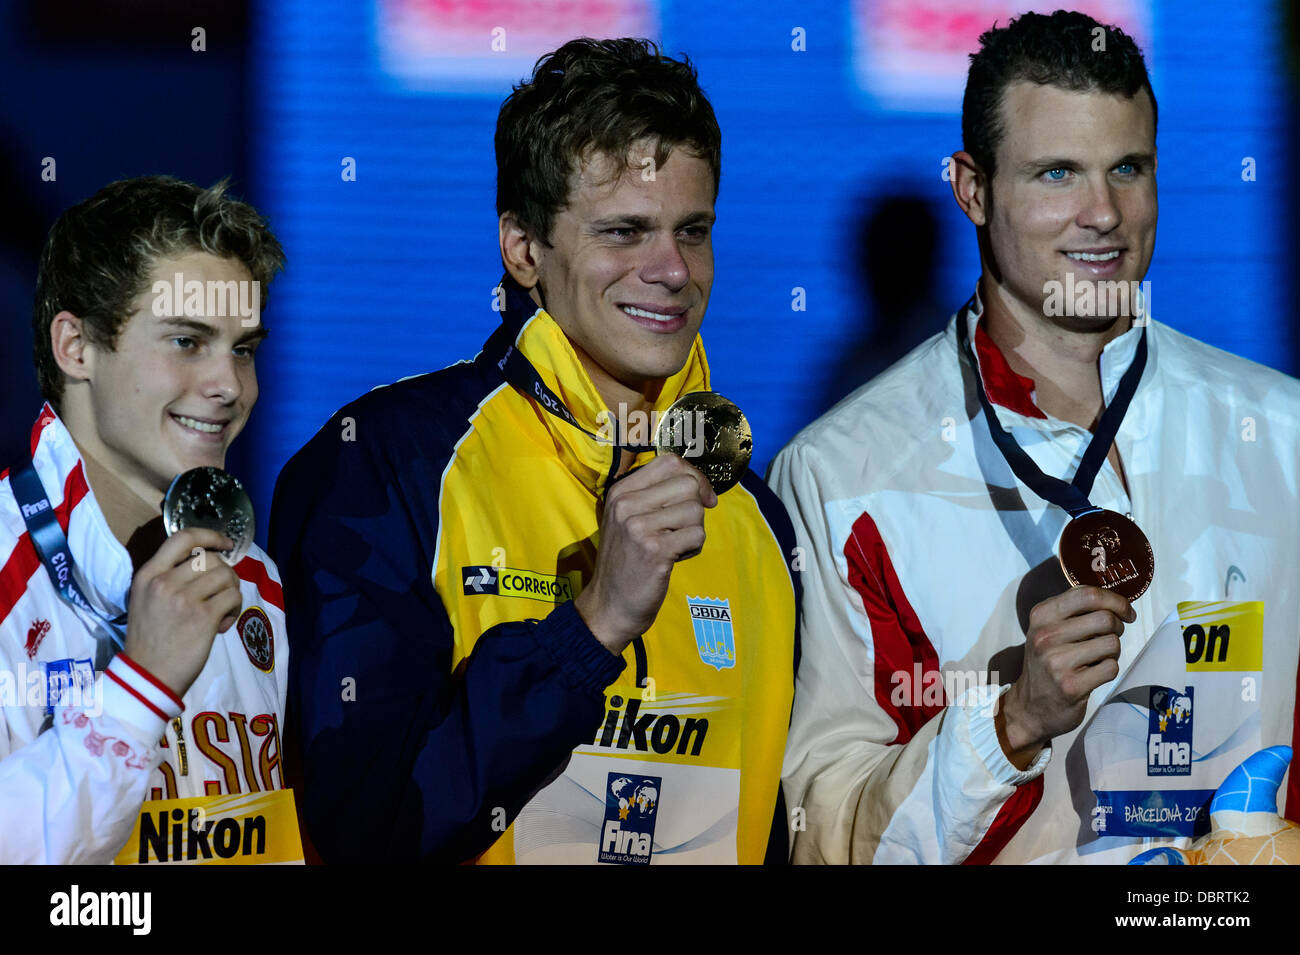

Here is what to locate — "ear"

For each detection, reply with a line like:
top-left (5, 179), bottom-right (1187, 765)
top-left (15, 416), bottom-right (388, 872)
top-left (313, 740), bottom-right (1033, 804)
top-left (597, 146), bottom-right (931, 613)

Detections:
top-left (949, 151), bottom-right (989, 228)
top-left (50, 310), bottom-right (95, 385)
top-left (499, 212), bottom-right (546, 288)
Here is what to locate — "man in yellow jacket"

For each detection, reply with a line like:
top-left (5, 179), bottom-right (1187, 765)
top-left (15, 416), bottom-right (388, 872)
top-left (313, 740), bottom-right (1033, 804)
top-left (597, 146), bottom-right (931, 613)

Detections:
top-left (271, 37), bottom-right (799, 864)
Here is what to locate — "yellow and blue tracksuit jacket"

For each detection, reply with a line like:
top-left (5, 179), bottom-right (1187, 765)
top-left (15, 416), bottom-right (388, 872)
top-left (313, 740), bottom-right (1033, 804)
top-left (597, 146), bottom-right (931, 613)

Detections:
top-left (270, 277), bottom-right (799, 864)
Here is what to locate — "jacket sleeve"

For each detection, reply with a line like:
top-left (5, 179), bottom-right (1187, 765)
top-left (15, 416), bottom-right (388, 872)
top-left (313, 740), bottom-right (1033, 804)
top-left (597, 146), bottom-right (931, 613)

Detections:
top-left (0, 651), bottom-right (178, 864)
top-left (270, 418), bottom-right (625, 864)
top-left (768, 440), bottom-right (1049, 864)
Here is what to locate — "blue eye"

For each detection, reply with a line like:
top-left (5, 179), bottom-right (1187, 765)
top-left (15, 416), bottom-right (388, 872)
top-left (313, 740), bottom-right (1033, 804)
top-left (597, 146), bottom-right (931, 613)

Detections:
top-left (1115, 162), bottom-right (1137, 175)
top-left (172, 337), bottom-right (197, 350)
top-left (1045, 168), bottom-right (1068, 181)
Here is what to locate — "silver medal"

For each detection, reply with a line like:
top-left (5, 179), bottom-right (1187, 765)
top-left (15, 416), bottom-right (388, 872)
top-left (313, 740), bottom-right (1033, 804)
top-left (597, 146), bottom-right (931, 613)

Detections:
top-left (162, 467), bottom-right (255, 567)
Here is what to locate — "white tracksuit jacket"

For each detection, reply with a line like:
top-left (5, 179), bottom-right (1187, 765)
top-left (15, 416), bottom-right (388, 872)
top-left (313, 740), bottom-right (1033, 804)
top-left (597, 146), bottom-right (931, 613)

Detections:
top-left (0, 405), bottom-right (288, 863)
top-left (769, 292), bottom-right (1300, 864)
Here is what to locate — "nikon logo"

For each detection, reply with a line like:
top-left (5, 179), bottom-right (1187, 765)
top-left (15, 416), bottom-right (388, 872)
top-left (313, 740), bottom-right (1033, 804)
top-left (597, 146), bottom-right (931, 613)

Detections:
top-left (1177, 602), bottom-right (1263, 672)
top-left (138, 807), bottom-right (265, 862)
top-left (1183, 624), bottom-right (1231, 665)
top-left (593, 695), bottom-right (709, 756)
top-left (1182, 620), bottom-right (1262, 671)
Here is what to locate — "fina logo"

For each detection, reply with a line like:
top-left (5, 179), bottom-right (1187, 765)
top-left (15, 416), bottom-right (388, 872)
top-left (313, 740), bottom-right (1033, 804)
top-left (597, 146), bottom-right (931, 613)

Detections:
top-left (598, 772), bottom-right (661, 866)
top-left (20, 499), bottom-right (50, 518)
top-left (687, 596), bottom-right (735, 671)
top-left (1147, 685), bottom-right (1194, 776)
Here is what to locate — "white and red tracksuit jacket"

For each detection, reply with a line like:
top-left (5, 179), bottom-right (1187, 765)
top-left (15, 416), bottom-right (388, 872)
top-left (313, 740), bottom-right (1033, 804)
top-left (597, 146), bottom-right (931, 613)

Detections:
top-left (769, 291), bottom-right (1300, 864)
top-left (0, 405), bottom-right (288, 863)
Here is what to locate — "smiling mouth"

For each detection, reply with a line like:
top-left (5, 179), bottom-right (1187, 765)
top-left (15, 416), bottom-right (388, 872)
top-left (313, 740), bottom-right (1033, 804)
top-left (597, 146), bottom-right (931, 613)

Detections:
top-left (171, 414), bottom-right (226, 435)
top-left (620, 304), bottom-right (686, 323)
top-left (1064, 250), bottom-right (1122, 262)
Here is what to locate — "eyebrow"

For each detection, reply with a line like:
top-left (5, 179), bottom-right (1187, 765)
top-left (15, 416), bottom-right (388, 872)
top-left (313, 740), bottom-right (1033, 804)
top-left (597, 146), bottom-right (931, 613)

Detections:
top-left (1018, 151), bottom-right (1156, 175)
top-left (158, 316), bottom-right (269, 344)
top-left (588, 211), bottom-right (717, 230)
top-left (1113, 151), bottom-right (1156, 168)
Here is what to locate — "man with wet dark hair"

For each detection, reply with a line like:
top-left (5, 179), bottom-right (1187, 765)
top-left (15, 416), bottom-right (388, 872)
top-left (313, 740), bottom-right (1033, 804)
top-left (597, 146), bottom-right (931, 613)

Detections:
top-left (273, 38), bottom-right (798, 865)
top-left (772, 11), bottom-right (1300, 864)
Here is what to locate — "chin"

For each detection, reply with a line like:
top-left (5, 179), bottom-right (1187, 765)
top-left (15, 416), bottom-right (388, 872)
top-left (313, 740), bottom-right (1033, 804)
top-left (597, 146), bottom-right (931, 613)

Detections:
top-left (170, 450), bottom-right (226, 478)
top-left (1046, 311), bottom-right (1127, 334)
top-left (637, 362), bottom-right (690, 387)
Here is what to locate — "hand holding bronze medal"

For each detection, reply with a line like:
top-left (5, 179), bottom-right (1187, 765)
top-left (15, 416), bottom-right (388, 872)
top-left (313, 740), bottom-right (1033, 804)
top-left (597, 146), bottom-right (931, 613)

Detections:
top-left (653, 391), bottom-right (753, 495)
top-left (955, 306), bottom-right (1154, 602)
top-left (162, 467), bottom-right (255, 567)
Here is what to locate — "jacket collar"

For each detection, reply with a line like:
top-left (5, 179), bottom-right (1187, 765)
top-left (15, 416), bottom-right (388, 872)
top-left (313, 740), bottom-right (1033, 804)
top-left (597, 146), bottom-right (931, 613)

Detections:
top-left (491, 277), bottom-right (712, 494)
top-left (961, 283), bottom-right (1147, 427)
top-left (25, 404), bottom-right (133, 618)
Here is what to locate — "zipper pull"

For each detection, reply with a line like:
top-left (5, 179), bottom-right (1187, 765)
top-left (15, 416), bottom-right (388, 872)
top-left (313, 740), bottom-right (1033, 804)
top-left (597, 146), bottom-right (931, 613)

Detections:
top-left (172, 716), bottom-right (189, 776)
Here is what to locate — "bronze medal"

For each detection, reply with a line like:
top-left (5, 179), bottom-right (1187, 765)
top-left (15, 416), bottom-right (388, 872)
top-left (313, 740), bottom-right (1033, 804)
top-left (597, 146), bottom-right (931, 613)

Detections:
top-left (654, 391), bottom-right (753, 495)
top-left (1057, 509), bottom-right (1154, 602)
top-left (162, 467), bottom-right (256, 567)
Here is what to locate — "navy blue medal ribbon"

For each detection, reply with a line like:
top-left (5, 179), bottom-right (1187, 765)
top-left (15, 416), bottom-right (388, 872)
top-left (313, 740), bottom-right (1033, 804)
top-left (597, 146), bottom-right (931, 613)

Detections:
top-left (955, 297), bottom-right (1147, 519)
top-left (11, 459), bottom-right (126, 670)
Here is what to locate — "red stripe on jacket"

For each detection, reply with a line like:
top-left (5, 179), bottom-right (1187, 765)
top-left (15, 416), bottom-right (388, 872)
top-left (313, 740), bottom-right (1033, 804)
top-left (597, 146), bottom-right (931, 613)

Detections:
top-left (845, 508), bottom-right (1042, 862)
top-left (235, 554), bottom-right (285, 612)
top-left (973, 322), bottom-right (1046, 419)
top-left (844, 511), bottom-right (944, 743)
top-left (963, 776), bottom-right (1045, 865)
top-left (30, 405), bottom-right (58, 457)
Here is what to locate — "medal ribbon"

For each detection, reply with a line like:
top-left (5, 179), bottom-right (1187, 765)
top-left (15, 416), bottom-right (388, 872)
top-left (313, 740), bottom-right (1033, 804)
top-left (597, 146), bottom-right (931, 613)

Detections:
top-left (11, 459), bottom-right (126, 670)
top-left (493, 276), bottom-right (656, 457)
top-left (955, 297), bottom-right (1148, 518)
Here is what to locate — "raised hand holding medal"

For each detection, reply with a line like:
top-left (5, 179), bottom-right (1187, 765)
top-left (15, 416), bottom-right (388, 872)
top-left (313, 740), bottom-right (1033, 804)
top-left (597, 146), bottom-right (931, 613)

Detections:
top-left (113, 468), bottom-right (251, 699)
top-left (491, 286), bottom-right (742, 653)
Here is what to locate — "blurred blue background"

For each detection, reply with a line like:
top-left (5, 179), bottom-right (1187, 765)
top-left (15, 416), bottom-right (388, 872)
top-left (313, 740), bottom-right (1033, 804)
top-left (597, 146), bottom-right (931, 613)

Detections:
top-left (0, 0), bottom-right (1295, 542)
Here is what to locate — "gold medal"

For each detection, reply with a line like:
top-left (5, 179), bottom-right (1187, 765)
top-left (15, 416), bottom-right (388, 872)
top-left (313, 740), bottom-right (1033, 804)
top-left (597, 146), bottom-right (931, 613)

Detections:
top-left (1057, 509), bottom-right (1154, 602)
top-left (654, 391), bottom-right (752, 494)
top-left (162, 467), bottom-right (256, 567)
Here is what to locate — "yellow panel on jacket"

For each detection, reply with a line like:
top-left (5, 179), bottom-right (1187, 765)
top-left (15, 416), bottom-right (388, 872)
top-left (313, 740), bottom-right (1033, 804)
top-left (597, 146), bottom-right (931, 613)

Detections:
top-left (433, 305), bottom-right (797, 865)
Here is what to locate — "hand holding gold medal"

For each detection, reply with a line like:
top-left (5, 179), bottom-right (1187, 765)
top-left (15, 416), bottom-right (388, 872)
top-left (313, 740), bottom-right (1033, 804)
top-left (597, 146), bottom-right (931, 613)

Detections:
top-left (573, 392), bottom-right (749, 657)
